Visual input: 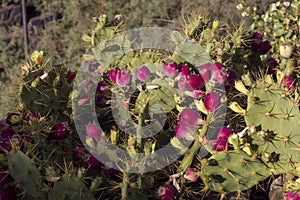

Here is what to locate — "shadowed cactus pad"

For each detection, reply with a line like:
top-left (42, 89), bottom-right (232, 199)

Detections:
top-left (201, 150), bottom-right (271, 195)
top-left (20, 67), bottom-right (72, 118)
top-left (48, 174), bottom-right (95, 200)
top-left (8, 150), bottom-right (47, 198)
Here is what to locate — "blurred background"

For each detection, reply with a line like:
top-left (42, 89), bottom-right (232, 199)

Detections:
top-left (0, 0), bottom-right (279, 118)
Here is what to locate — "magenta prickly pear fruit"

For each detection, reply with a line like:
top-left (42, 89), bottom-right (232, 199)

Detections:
top-left (250, 32), bottom-right (271, 54)
top-left (217, 127), bottom-right (232, 139)
top-left (281, 76), bottom-right (294, 90)
top-left (175, 124), bottom-right (194, 141)
top-left (179, 108), bottom-right (200, 127)
top-left (251, 32), bottom-right (263, 40)
top-left (178, 64), bottom-right (190, 78)
top-left (212, 139), bottom-right (228, 151)
top-left (50, 123), bottom-right (70, 140)
top-left (65, 70), bottom-right (76, 83)
top-left (285, 192), bottom-right (300, 200)
top-left (163, 62), bottom-right (179, 78)
top-left (77, 95), bottom-right (91, 106)
top-left (1, 126), bottom-right (15, 139)
top-left (266, 58), bottom-right (278, 68)
top-left (108, 68), bottom-right (119, 83)
top-left (86, 122), bottom-right (101, 141)
top-left (259, 41), bottom-right (272, 54)
top-left (0, 167), bottom-right (13, 184)
top-left (85, 154), bottom-right (103, 169)
top-left (178, 74), bottom-right (204, 91)
top-left (185, 90), bottom-right (205, 98)
top-left (211, 62), bottom-right (228, 83)
top-left (135, 66), bottom-right (151, 82)
top-left (157, 184), bottom-right (177, 200)
top-left (96, 81), bottom-right (110, 93)
top-left (204, 92), bottom-right (220, 112)
top-left (184, 168), bottom-right (199, 182)
top-left (199, 63), bottom-right (212, 82)
top-left (0, 188), bottom-right (16, 200)
top-left (73, 147), bottom-right (86, 160)
top-left (103, 161), bottom-right (119, 177)
top-left (250, 32), bottom-right (263, 48)
top-left (116, 69), bottom-right (132, 86)
top-left (224, 69), bottom-right (237, 92)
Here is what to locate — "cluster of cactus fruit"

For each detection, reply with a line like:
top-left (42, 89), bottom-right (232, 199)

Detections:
top-left (0, 1), bottom-right (299, 200)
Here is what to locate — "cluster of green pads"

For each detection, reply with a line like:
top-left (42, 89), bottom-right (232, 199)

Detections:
top-left (200, 72), bottom-right (300, 197)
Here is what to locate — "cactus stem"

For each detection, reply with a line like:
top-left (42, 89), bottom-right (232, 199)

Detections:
top-left (237, 189), bottom-right (242, 198)
top-left (121, 170), bottom-right (129, 200)
top-left (137, 116), bottom-right (143, 149)
top-left (136, 98), bottom-right (149, 149)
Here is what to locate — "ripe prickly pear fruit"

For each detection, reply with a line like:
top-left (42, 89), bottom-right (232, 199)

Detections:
top-left (163, 62), bottom-right (179, 78)
top-left (204, 92), bottom-right (220, 112)
top-left (135, 66), bottom-right (151, 82)
top-left (0, 188), bottom-right (16, 200)
top-left (50, 123), bottom-right (70, 140)
top-left (86, 123), bottom-right (101, 141)
top-left (157, 184), bottom-right (177, 200)
top-left (184, 168), bottom-right (199, 182)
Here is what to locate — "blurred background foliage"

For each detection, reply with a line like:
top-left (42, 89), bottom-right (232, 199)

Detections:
top-left (0, 0), bottom-right (279, 118)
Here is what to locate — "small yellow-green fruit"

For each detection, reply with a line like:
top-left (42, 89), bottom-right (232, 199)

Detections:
top-left (279, 42), bottom-right (293, 58)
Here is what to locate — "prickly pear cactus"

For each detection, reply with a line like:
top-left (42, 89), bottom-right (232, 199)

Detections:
top-left (1, 5), bottom-right (299, 200)
top-left (201, 150), bottom-right (270, 196)
top-left (241, 74), bottom-right (300, 175)
top-left (7, 150), bottom-right (47, 198)
top-left (82, 14), bottom-right (123, 49)
top-left (48, 174), bottom-right (95, 200)
top-left (244, 78), bottom-right (299, 136)
top-left (19, 66), bottom-right (72, 119)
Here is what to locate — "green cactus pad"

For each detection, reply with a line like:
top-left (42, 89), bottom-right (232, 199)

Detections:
top-left (243, 78), bottom-right (300, 174)
top-left (250, 130), bottom-right (300, 175)
top-left (7, 150), bottom-right (47, 198)
top-left (245, 80), bottom-right (300, 136)
top-left (20, 68), bottom-right (72, 118)
top-left (48, 174), bottom-right (95, 200)
top-left (201, 150), bottom-right (270, 194)
top-left (134, 82), bottom-right (177, 114)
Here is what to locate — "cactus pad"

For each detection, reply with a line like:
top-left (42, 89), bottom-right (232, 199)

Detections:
top-left (7, 150), bottom-right (46, 198)
top-left (201, 150), bottom-right (270, 195)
